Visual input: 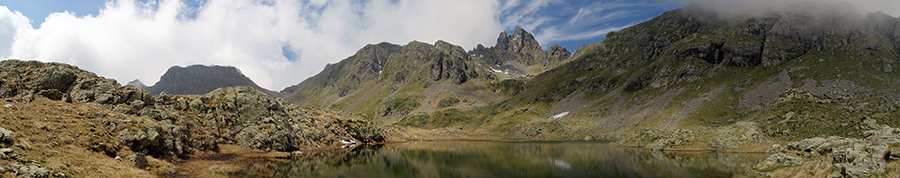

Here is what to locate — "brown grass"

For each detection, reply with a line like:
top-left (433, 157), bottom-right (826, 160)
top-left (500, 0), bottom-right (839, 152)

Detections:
top-left (0, 97), bottom-right (159, 177)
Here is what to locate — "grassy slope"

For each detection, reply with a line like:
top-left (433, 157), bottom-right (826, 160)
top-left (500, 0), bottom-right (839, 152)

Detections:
top-left (458, 7), bottom-right (900, 145)
top-left (0, 97), bottom-right (168, 177)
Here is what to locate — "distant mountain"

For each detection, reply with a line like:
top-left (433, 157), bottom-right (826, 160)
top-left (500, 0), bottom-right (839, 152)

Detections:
top-left (278, 28), bottom-right (570, 125)
top-left (126, 79), bottom-right (148, 90)
top-left (132, 65), bottom-right (278, 96)
top-left (470, 27), bottom-right (571, 77)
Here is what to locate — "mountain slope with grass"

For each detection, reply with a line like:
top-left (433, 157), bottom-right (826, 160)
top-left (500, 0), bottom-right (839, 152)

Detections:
top-left (284, 2), bottom-right (900, 177)
top-left (279, 29), bottom-right (571, 125)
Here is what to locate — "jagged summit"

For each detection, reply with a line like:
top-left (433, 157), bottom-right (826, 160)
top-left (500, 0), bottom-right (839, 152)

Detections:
top-left (470, 27), bottom-right (571, 75)
top-left (495, 27), bottom-right (542, 53)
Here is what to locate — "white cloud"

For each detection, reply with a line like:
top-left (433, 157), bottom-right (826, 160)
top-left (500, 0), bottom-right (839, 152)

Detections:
top-left (0, 6), bottom-right (33, 58)
top-left (2, 0), bottom-right (504, 90)
top-left (681, 0), bottom-right (900, 17)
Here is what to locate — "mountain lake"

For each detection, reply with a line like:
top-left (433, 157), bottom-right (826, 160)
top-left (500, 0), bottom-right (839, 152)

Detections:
top-left (232, 141), bottom-right (766, 178)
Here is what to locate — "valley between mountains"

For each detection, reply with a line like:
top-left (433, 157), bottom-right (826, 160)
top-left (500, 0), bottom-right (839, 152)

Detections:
top-left (0, 2), bottom-right (899, 177)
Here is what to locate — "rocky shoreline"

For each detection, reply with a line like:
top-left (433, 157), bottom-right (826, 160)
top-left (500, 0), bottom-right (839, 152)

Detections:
top-left (607, 119), bottom-right (900, 178)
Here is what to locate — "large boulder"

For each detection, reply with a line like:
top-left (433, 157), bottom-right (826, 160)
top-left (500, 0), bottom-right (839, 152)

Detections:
top-left (0, 127), bottom-right (14, 144)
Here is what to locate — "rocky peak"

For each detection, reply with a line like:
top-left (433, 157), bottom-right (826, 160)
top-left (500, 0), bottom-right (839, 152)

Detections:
top-left (495, 27), bottom-right (542, 53)
top-left (547, 44), bottom-right (569, 57)
top-left (147, 65), bottom-right (276, 96)
top-left (126, 79), bottom-right (147, 90)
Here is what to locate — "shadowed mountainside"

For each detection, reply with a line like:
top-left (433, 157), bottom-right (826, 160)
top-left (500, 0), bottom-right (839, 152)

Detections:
top-left (130, 65), bottom-right (279, 96)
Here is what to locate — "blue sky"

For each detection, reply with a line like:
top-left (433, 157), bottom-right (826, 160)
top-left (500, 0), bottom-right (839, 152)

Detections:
top-left (0, 0), bottom-right (764, 90)
top-left (2, 0), bottom-right (678, 50)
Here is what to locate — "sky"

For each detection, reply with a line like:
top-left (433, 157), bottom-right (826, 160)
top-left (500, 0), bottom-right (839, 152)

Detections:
top-left (0, 0), bottom-right (895, 91)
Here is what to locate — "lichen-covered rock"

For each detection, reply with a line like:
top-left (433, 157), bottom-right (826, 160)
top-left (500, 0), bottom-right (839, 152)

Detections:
top-left (16, 164), bottom-right (49, 178)
top-left (0, 127), bottom-right (14, 143)
top-left (758, 153), bottom-right (803, 171)
top-left (651, 139), bottom-right (669, 151)
top-left (787, 137), bottom-right (828, 152)
top-left (126, 153), bottom-right (148, 169)
top-left (709, 122), bottom-right (763, 149)
top-left (832, 148), bottom-right (885, 178)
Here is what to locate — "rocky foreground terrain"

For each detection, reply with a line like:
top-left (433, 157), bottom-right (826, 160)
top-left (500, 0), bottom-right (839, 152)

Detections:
top-left (0, 60), bottom-right (384, 177)
top-left (0, 1), bottom-right (898, 177)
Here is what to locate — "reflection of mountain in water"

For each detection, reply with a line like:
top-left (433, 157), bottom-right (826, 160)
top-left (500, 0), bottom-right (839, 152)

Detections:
top-left (233, 141), bottom-right (765, 178)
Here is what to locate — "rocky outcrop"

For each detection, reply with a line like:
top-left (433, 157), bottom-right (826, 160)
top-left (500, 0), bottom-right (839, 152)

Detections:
top-left (0, 60), bottom-right (384, 159)
top-left (709, 122), bottom-right (764, 150)
top-left (758, 125), bottom-right (900, 177)
top-left (496, 27), bottom-right (542, 54)
top-left (0, 127), bottom-right (13, 144)
top-left (757, 153), bottom-right (803, 171)
top-left (429, 41), bottom-right (480, 84)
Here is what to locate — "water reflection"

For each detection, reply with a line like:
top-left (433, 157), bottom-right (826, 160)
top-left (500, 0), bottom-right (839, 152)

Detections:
top-left (234, 141), bottom-right (765, 178)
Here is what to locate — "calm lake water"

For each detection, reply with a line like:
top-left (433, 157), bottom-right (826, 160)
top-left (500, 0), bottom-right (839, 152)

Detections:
top-left (235, 141), bottom-right (766, 178)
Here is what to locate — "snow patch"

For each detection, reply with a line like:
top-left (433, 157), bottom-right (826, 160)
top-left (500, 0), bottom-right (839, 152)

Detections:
top-left (549, 111), bottom-right (569, 120)
top-left (490, 67), bottom-right (503, 73)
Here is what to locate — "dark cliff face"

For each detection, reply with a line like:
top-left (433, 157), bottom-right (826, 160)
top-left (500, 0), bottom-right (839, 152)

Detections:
top-left (146, 65), bottom-right (275, 96)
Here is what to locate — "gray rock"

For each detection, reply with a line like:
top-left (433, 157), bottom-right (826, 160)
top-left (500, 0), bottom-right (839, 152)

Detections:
top-left (0, 148), bottom-right (13, 155)
top-left (788, 137), bottom-right (827, 152)
top-left (3, 104), bottom-right (10, 109)
top-left (888, 150), bottom-right (900, 160)
top-left (651, 139), bottom-right (669, 151)
top-left (0, 127), bottom-right (14, 143)
top-left (35, 89), bottom-right (63, 100)
top-left (34, 65), bottom-right (76, 92)
top-left (758, 153), bottom-right (803, 171)
top-left (832, 148), bottom-right (886, 178)
top-left (766, 144), bottom-right (785, 153)
top-left (189, 98), bottom-right (205, 113)
top-left (126, 153), bottom-right (148, 169)
top-left (709, 122), bottom-right (763, 149)
top-left (859, 118), bottom-right (884, 130)
top-left (16, 165), bottom-right (48, 178)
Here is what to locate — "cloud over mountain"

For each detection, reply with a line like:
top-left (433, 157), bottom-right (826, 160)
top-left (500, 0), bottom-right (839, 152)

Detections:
top-left (0, 0), bottom-right (503, 90)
